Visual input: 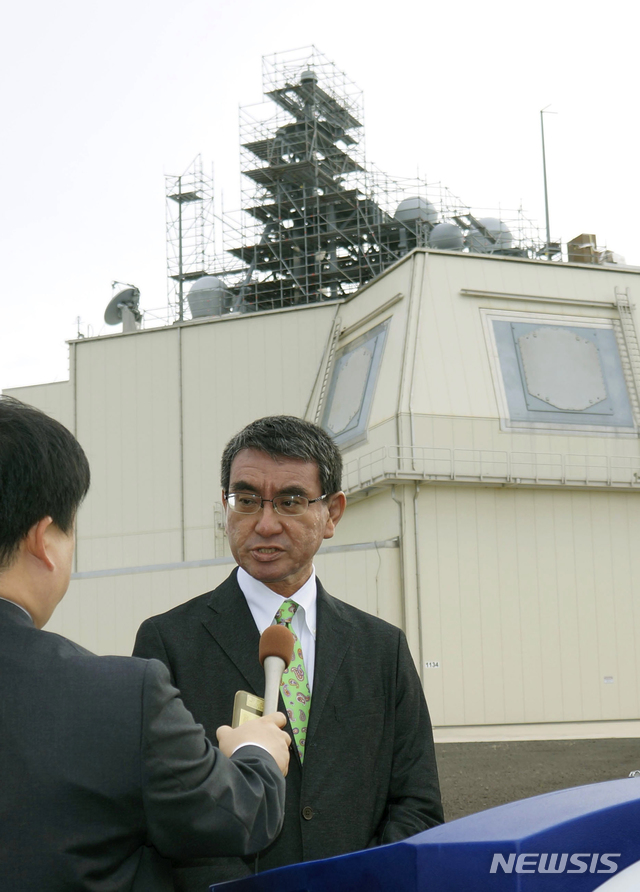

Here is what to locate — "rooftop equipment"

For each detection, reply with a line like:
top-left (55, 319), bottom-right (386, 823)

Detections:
top-left (156, 47), bottom-right (611, 325)
top-left (104, 285), bottom-right (142, 332)
top-left (187, 276), bottom-right (231, 318)
top-left (395, 197), bottom-right (438, 225)
top-left (465, 217), bottom-right (513, 254)
top-left (428, 222), bottom-right (465, 251)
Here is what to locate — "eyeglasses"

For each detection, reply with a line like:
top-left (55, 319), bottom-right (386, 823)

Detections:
top-left (225, 492), bottom-right (328, 517)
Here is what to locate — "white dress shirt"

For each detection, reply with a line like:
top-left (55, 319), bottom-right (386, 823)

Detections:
top-left (236, 566), bottom-right (317, 692)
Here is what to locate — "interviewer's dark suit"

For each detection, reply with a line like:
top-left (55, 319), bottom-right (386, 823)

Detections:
top-left (133, 570), bottom-right (443, 891)
top-left (0, 597), bottom-right (284, 892)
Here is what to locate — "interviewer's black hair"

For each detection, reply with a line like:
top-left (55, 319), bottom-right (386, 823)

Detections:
top-left (221, 416), bottom-right (342, 495)
top-left (0, 396), bottom-right (90, 568)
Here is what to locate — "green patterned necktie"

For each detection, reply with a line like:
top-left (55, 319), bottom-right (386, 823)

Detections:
top-left (274, 599), bottom-right (311, 763)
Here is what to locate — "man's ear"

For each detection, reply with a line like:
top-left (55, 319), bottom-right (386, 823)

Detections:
top-left (222, 490), bottom-right (229, 532)
top-left (323, 492), bottom-right (347, 539)
top-left (24, 517), bottom-right (56, 570)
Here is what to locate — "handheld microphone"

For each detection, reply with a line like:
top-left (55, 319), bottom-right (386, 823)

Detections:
top-left (259, 625), bottom-right (295, 714)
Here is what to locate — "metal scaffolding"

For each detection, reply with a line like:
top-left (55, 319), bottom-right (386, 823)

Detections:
top-left (165, 155), bottom-right (215, 321)
top-left (161, 48), bottom-right (556, 322)
top-left (219, 48), bottom-right (432, 311)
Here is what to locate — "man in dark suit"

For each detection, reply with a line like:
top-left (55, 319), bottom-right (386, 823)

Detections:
top-left (0, 396), bottom-right (290, 892)
top-left (134, 415), bottom-right (444, 891)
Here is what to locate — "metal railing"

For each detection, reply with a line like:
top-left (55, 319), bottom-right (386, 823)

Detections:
top-left (343, 445), bottom-right (640, 493)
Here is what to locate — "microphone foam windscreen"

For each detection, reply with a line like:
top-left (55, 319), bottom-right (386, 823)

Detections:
top-left (259, 624), bottom-right (295, 668)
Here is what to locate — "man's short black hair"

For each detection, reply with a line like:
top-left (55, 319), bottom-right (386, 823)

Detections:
top-left (221, 416), bottom-right (342, 495)
top-left (0, 397), bottom-right (90, 569)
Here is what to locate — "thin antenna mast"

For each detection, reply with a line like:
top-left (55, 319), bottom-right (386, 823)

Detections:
top-left (177, 175), bottom-right (184, 321)
top-left (540, 105), bottom-right (557, 259)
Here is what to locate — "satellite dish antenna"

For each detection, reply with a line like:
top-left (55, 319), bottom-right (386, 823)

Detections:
top-left (104, 284), bottom-right (142, 332)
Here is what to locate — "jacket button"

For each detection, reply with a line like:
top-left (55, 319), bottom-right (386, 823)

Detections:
top-left (302, 806), bottom-right (314, 820)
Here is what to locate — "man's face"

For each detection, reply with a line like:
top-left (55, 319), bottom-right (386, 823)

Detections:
top-left (224, 448), bottom-right (345, 597)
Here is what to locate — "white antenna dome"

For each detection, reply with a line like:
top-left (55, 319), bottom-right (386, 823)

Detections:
top-left (428, 222), bottom-right (464, 251)
top-left (395, 196), bottom-right (438, 225)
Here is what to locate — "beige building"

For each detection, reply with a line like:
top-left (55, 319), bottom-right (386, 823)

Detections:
top-left (7, 247), bottom-right (640, 743)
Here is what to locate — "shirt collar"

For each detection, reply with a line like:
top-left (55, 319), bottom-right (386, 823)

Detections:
top-left (236, 566), bottom-right (317, 638)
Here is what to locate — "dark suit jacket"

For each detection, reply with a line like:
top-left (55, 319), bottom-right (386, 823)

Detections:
top-left (0, 597), bottom-right (285, 892)
top-left (133, 571), bottom-right (443, 891)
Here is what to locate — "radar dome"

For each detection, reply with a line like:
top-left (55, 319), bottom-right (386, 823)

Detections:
top-left (395, 196), bottom-right (438, 225)
top-left (187, 276), bottom-right (230, 319)
top-left (428, 222), bottom-right (464, 251)
top-left (465, 217), bottom-right (512, 253)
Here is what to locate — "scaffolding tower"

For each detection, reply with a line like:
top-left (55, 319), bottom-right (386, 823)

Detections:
top-left (221, 47), bottom-right (442, 312)
top-left (165, 155), bottom-right (215, 321)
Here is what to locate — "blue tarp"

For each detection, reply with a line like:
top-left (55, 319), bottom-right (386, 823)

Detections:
top-left (212, 778), bottom-right (640, 891)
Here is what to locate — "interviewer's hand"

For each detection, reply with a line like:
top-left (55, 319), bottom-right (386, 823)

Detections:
top-left (216, 713), bottom-right (291, 777)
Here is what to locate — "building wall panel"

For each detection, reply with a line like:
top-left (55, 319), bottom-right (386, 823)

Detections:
top-left (334, 489), bottom-right (400, 546)
top-left (74, 330), bottom-right (183, 570)
top-left (47, 562), bottom-right (235, 658)
top-left (314, 547), bottom-right (402, 629)
top-left (4, 381), bottom-right (73, 431)
top-left (419, 486), bottom-right (640, 729)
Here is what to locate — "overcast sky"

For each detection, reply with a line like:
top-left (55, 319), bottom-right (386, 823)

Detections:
top-left (1, 0), bottom-right (638, 391)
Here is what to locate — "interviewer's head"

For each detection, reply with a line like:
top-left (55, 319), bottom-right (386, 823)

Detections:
top-left (0, 397), bottom-right (90, 625)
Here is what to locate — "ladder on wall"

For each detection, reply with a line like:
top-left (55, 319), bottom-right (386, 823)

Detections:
top-left (615, 286), bottom-right (640, 425)
top-left (309, 313), bottom-right (342, 424)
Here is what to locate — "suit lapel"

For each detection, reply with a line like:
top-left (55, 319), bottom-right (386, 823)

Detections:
top-left (200, 574), bottom-right (354, 758)
top-left (307, 581), bottom-right (355, 743)
top-left (201, 572), bottom-right (265, 695)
